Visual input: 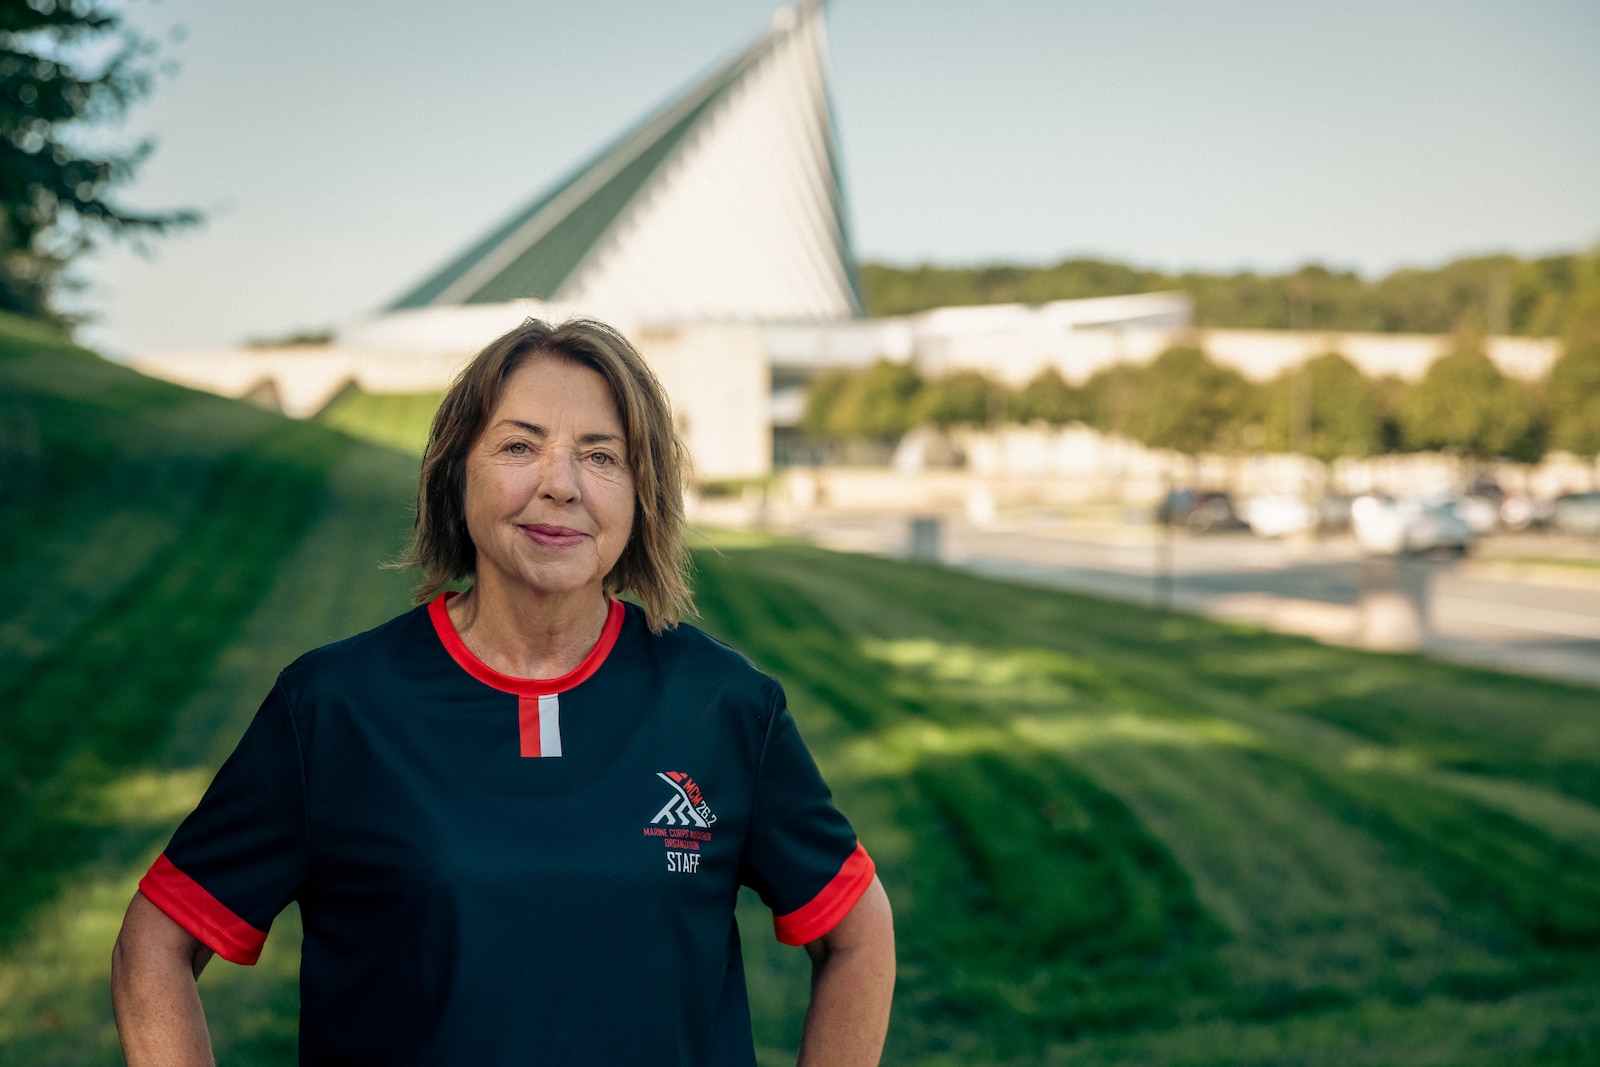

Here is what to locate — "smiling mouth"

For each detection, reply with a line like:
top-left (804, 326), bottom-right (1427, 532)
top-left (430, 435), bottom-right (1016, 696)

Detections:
top-left (521, 524), bottom-right (588, 549)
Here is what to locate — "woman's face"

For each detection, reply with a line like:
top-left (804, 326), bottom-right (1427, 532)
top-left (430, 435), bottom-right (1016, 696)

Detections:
top-left (463, 355), bottom-right (636, 606)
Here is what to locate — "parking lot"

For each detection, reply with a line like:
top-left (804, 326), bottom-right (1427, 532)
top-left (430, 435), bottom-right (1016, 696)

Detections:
top-left (791, 511), bottom-right (1600, 688)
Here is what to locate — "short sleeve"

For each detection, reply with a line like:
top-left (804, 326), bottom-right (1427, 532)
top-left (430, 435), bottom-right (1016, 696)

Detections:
top-left (739, 688), bottom-right (875, 946)
top-left (137, 680), bottom-right (309, 965)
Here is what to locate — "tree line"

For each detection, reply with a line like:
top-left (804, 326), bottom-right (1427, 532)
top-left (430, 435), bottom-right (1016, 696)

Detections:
top-left (861, 246), bottom-right (1600, 339)
top-left (801, 311), bottom-right (1600, 464)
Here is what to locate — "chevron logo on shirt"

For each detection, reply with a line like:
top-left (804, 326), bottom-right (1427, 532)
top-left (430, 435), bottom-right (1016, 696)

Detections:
top-left (650, 771), bottom-right (718, 827)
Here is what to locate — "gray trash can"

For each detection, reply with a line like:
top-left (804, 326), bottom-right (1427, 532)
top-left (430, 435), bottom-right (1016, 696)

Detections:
top-left (908, 517), bottom-right (942, 562)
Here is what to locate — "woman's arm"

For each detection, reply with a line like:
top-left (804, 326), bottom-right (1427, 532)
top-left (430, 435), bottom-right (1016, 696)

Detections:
top-left (111, 891), bottom-right (217, 1067)
top-left (797, 875), bottom-right (895, 1067)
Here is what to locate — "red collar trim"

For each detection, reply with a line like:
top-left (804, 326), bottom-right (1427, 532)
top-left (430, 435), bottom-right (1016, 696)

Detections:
top-left (428, 591), bottom-right (625, 696)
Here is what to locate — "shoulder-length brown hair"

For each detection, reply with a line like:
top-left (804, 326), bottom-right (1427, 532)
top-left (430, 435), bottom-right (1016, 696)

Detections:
top-left (397, 318), bottom-right (692, 632)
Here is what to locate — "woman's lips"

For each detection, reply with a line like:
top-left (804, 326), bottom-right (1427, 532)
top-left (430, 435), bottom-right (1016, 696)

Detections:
top-left (521, 524), bottom-right (588, 549)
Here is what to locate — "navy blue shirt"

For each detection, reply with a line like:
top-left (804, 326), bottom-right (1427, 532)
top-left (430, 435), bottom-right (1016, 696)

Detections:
top-left (141, 594), bottom-right (874, 1066)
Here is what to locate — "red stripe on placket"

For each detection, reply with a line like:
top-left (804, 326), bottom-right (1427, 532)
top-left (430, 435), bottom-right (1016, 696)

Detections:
top-left (518, 693), bottom-right (561, 758)
top-left (518, 694), bottom-right (542, 757)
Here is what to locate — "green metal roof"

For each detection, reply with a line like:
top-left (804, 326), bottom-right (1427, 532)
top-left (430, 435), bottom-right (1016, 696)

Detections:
top-left (390, 14), bottom-right (802, 311)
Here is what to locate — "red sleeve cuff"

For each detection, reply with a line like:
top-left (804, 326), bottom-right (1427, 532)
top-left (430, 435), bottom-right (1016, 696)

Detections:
top-left (138, 853), bottom-right (268, 966)
top-left (772, 842), bottom-right (876, 946)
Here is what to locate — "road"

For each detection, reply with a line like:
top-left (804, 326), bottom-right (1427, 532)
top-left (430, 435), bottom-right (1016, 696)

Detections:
top-left (790, 512), bottom-right (1600, 688)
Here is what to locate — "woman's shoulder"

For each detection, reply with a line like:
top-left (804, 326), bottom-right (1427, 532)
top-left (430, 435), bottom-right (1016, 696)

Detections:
top-left (627, 605), bottom-right (782, 701)
top-left (276, 602), bottom-right (435, 693)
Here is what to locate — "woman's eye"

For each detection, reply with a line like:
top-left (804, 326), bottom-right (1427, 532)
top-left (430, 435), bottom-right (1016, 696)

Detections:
top-left (507, 442), bottom-right (529, 455)
top-left (589, 452), bottom-right (613, 466)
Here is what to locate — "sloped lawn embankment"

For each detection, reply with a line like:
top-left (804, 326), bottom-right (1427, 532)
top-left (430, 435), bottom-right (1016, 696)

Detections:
top-left (2, 314), bottom-right (1596, 1064)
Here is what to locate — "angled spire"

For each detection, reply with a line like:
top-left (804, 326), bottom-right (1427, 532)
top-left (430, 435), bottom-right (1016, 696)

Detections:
top-left (389, 2), bottom-right (863, 322)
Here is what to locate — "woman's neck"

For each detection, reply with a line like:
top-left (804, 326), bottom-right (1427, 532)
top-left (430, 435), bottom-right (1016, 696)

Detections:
top-left (446, 583), bottom-right (610, 680)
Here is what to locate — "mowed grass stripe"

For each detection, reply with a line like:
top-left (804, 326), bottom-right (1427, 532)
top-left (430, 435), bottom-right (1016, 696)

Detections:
top-left (743, 542), bottom-right (1600, 934)
top-left (0, 334), bottom-right (286, 690)
top-left (1071, 739), bottom-right (1498, 1006)
top-left (1189, 645), bottom-right (1600, 808)
top-left (696, 543), bottom-right (1228, 1047)
top-left (1255, 750), bottom-right (1600, 954)
top-left (692, 547), bottom-right (894, 733)
top-left (0, 420), bottom-right (353, 938)
top-left (910, 752), bottom-right (1223, 1033)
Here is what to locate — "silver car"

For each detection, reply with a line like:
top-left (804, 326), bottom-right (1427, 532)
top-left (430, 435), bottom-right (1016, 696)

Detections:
top-left (1351, 494), bottom-right (1475, 556)
top-left (1553, 492), bottom-right (1600, 537)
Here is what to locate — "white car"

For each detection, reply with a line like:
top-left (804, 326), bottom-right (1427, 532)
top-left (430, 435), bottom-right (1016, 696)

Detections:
top-left (1351, 494), bottom-right (1474, 556)
top-left (1453, 494), bottom-right (1500, 535)
top-left (1240, 494), bottom-right (1316, 537)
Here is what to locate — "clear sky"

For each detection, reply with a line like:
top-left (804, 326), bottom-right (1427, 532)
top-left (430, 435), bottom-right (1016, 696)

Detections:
top-left (73, 0), bottom-right (1600, 356)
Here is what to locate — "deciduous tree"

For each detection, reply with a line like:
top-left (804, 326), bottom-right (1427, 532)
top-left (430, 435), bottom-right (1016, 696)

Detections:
top-left (1078, 363), bottom-right (1141, 438)
top-left (915, 369), bottom-right (1009, 428)
top-left (806, 360), bottom-right (923, 442)
top-left (1012, 366), bottom-right (1078, 426)
top-left (1546, 295), bottom-right (1600, 457)
top-left (1123, 345), bottom-right (1260, 455)
top-left (799, 368), bottom-right (854, 440)
top-left (1399, 335), bottom-right (1537, 459)
top-left (1262, 352), bottom-right (1381, 461)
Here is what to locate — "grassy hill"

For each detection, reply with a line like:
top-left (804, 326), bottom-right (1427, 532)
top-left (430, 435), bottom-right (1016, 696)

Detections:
top-left (316, 386), bottom-right (442, 456)
top-left (0, 313), bottom-right (419, 1061)
top-left (705, 538), bottom-right (1600, 1065)
top-left (2, 313), bottom-right (1597, 1064)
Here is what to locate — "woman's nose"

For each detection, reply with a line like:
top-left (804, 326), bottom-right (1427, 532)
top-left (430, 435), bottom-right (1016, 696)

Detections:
top-left (536, 447), bottom-right (582, 501)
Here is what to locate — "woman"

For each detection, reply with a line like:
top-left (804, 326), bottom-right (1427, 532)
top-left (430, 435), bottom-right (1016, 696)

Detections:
top-left (112, 318), bottom-right (894, 1065)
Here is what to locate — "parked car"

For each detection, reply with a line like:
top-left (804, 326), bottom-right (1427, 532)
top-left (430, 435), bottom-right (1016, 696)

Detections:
top-left (1316, 493), bottom-right (1357, 533)
top-left (1240, 494), bottom-right (1315, 537)
top-left (1453, 493), bottom-right (1501, 535)
top-left (1499, 493), bottom-right (1555, 531)
top-left (1156, 489), bottom-right (1248, 532)
top-left (1553, 491), bottom-right (1600, 537)
top-left (1351, 493), bottom-right (1475, 556)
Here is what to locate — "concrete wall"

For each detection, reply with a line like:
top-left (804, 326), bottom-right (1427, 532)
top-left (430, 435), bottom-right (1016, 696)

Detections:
top-left (1197, 329), bottom-right (1559, 384)
top-left (130, 345), bottom-right (471, 418)
top-left (761, 296), bottom-right (1559, 391)
top-left (636, 323), bottom-right (770, 482)
top-left (763, 292), bottom-right (1192, 382)
top-left (911, 324), bottom-right (1561, 387)
top-left (130, 318), bottom-right (769, 482)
